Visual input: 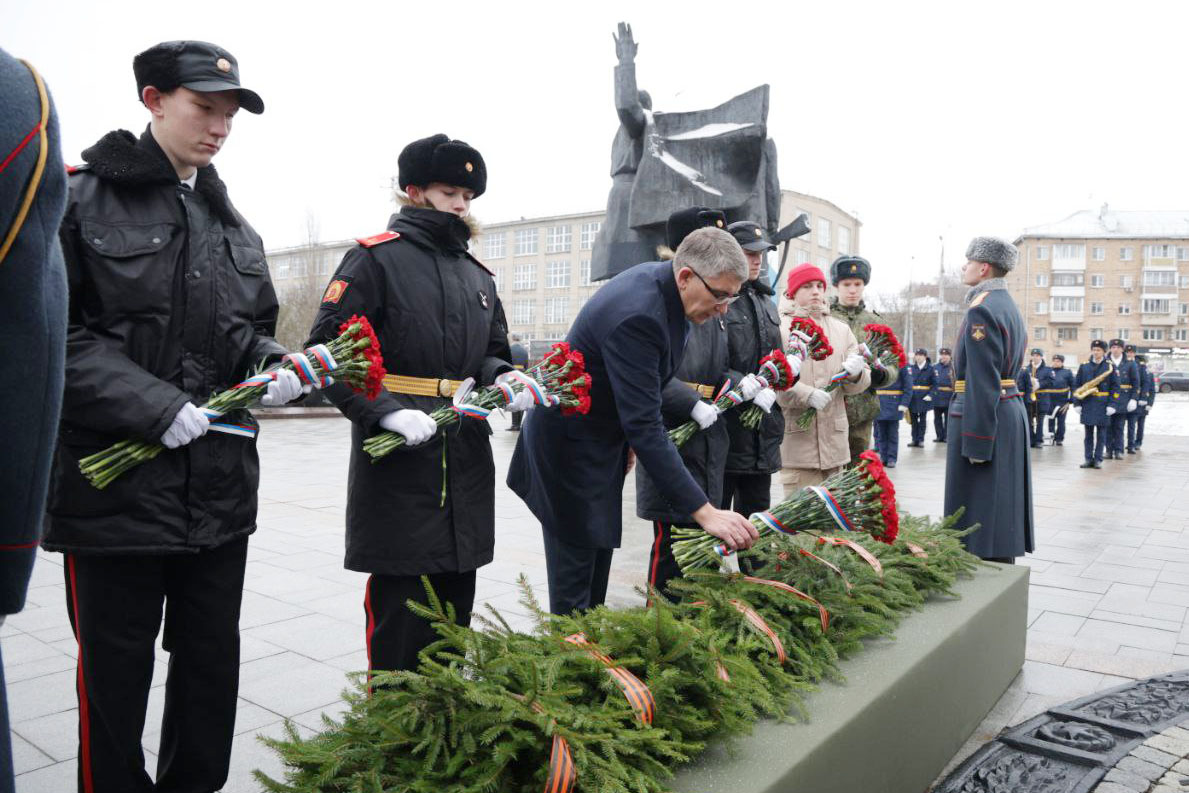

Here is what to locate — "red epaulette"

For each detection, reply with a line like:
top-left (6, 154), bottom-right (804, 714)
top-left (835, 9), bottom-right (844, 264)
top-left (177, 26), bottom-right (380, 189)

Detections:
top-left (466, 251), bottom-right (494, 276)
top-left (356, 230), bottom-right (400, 248)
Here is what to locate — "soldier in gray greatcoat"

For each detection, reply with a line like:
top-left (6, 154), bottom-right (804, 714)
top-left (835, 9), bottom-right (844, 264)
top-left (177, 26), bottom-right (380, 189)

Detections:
top-left (943, 237), bottom-right (1035, 563)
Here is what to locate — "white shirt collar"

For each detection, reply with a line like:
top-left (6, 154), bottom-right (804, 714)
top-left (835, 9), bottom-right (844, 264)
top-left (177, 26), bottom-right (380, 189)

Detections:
top-left (180, 173), bottom-right (197, 190)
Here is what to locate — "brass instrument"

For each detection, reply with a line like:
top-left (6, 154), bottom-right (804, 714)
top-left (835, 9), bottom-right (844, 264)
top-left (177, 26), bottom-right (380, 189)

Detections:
top-left (1072, 363), bottom-right (1114, 401)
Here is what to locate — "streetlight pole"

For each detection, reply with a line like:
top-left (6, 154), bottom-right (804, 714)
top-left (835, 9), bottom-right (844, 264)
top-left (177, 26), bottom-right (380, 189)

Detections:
top-left (936, 235), bottom-right (945, 354)
top-left (906, 256), bottom-right (915, 354)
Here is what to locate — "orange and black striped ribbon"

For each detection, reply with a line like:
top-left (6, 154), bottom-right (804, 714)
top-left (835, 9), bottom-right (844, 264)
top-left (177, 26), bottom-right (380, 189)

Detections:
top-left (816, 536), bottom-right (884, 577)
top-left (798, 548), bottom-right (853, 593)
top-left (905, 541), bottom-right (929, 559)
top-left (742, 576), bottom-right (831, 633)
top-left (511, 694), bottom-right (576, 793)
top-left (728, 598), bottom-right (787, 664)
top-left (564, 633), bottom-right (655, 725)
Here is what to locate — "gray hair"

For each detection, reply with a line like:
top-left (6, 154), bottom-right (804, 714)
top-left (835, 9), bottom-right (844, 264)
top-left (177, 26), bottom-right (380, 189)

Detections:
top-left (672, 227), bottom-right (747, 281)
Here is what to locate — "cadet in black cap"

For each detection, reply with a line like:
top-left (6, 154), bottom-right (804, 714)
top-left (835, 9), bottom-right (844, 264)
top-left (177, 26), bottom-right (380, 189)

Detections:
top-left (1074, 339), bottom-right (1118, 467)
top-left (1135, 353), bottom-right (1155, 450)
top-left (905, 347), bottom-right (935, 447)
top-left (1104, 338), bottom-right (1138, 458)
top-left (1041, 353), bottom-right (1075, 446)
top-left (44, 40), bottom-right (302, 791)
top-left (1017, 348), bottom-right (1051, 447)
top-left (308, 133), bottom-right (528, 674)
top-left (828, 254), bottom-right (900, 461)
top-left (931, 347), bottom-right (954, 442)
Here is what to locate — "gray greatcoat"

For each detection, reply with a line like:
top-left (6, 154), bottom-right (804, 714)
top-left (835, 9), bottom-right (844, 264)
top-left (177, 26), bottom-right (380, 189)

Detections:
top-left (943, 278), bottom-right (1035, 559)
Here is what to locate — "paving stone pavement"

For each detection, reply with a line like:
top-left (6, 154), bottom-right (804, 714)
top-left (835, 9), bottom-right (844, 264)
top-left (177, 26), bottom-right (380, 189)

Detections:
top-left (6, 396), bottom-right (1189, 791)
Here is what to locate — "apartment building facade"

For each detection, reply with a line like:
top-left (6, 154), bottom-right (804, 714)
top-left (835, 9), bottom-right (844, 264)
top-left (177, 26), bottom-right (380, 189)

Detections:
top-left (1008, 207), bottom-right (1189, 365)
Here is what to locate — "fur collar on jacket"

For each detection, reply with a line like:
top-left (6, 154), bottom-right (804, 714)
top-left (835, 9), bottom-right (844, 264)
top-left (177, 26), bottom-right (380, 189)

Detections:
top-left (81, 127), bottom-right (240, 227)
top-left (964, 276), bottom-right (1007, 304)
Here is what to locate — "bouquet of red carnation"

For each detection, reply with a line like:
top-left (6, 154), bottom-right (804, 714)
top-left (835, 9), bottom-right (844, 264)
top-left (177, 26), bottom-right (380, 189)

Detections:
top-left (787, 316), bottom-right (833, 362)
top-left (794, 323), bottom-right (906, 430)
top-left (362, 342), bottom-right (591, 462)
top-left (79, 315), bottom-right (386, 490)
top-left (738, 348), bottom-right (799, 430)
top-left (672, 450), bottom-right (899, 571)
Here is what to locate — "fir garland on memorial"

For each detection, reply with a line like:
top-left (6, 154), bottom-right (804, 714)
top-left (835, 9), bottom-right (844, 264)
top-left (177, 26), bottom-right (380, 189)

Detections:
top-left (255, 510), bottom-right (981, 792)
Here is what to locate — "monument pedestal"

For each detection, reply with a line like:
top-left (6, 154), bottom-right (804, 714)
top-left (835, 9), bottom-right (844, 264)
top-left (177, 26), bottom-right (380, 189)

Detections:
top-left (673, 564), bottom-right (1029, 793)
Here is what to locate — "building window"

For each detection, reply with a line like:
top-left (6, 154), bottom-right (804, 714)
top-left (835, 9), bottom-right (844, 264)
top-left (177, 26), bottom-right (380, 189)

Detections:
top-left (1119, 328), bottom-right (1131, 340)
top-left (1090, 302), bottom-right (1104, 315)
top-left (1181, 302), bottom-right (1189, 316)
top-left (816, 255), bottom-right (828, 269)
top-left (485, 233), bottom-right (506, 260)
top-left (1179, 247), bottom-right (1189, 261)
top-left (580, 221), bottom-right (601, 251)
top-left (1035, 301), bottom-right (1048, 315)
top-left (544, 297), bottom-right (568, 324)
top-left (1175, 328), bottom-right (1189, 342)
top-left (546, 225), bottom-right (571, 253)
top-left (1181, 275), bottom-right (1189, 289)
top-left (513, 263), bottom-right (535, 290)
top-left (510, 300), bottom-right (534, 325)
top-left (1121, 247), bottom-right (1134, 261)
top-left (1118, 303), bottom-right (1132, 315)
top-left (1090, 328), bottom-right (1104, 341)
top-left (1052, 297), bottom-right (1083, 313)
top-left (1093, 247), bottom-right (1105, 261)
top-left (1034, 327), bottom-right (1047, 340)
top-left (1036, 246), bottom-right (1049, 260)
top-left (1143, 270), bottom-right (1177, 288)
top-left (1145, 244), bottom-right (1175, 260)
top-left (1054, 243), bottom-right (1085, 260)
top-left (1057, 327), bottom-right (1078, 341)
top-left (1143, 328), bottom-right (1165, 341)
top-left (1052, 272), bottom-right (1084, 287)
top-left (817, 218), bottom-right (831, 249)
top-left (1142, 298), bottom-right (1171, 314)
top-left (1091, 274), bottom-right (1105, 287)
top-left (837, 226), bottom-right (851, 256)
top-left (515, 229), bottom-right (538, 256)
top-left (1121, 275), bottom-right (1134, 289)
top-left (491, 267), bottom-right (504, 293)
top-left (1035, 273), bottom-right (1049, 287)
top-left (545, 261), bottom-right (570, 288)
top-left (579, 259), bottom-right (592, 285)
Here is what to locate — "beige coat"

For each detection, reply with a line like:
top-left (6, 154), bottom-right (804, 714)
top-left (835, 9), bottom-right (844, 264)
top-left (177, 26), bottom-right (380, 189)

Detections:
top-left (776, 297), bottom-right (872, 473)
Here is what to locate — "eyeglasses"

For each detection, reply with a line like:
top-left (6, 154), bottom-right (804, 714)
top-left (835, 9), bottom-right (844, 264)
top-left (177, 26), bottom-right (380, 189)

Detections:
top-left (690, 269), bottom-right (740, 305)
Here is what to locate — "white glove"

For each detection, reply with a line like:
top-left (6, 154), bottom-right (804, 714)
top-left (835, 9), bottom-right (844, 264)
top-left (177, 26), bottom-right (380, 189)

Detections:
top-left (1030, 377), bottom-right (1040, 392)
top-left (924, 395), bottom-right (933, 402)
top-left (969, 458), bottom-right (988, 465)
top-left (160, 402), bottom-right (210, 449)
top-left (261, 369), bottom-right (312, 406)
top-left (380, 409), bottom-right (438, 446)
top-left (496, 372), bottom-right (539, 413)
top-left (786, 354), bottom-right (802, 379)
top-left (690, 400), bottom-right (718, 430)
top-left (1139, 400), bottom-right (1148, 407)
top-left (842, 353), bottom-right (866, 378)
top-left (807, 389), bottom-right (831, 411)
top-left (1127, 399), bottom-right (1137, 413)
top-left (753, 388), bottom-right (777, 413)
top-left (737, 373), bottom-right (763, 400)
top-left (1106, 406), bottom-right (1117, 416)
top-left (898, 405), bottom-right (907, 413)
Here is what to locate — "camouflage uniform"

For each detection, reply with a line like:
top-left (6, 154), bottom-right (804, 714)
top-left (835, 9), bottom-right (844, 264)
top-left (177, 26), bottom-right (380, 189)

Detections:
top-left (829, 296), bottom-right (899, 464)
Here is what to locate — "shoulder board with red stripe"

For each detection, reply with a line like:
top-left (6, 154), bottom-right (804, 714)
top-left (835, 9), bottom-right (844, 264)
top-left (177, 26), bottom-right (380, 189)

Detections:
top-left (355, 230), bottom-right (400, 248)
top-left (466, 251), bottom-right (494, 276)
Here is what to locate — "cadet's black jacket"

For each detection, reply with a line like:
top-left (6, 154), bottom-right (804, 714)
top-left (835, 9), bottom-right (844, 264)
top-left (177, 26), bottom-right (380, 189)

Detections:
top-left (44, 128), bottom-right (286, 554)
top-left (307, 207), bottom-right (512, 576)
top-left (636, 316), bottom-right (729, 523)
top-left (722, 277), bottom-right (784, 474)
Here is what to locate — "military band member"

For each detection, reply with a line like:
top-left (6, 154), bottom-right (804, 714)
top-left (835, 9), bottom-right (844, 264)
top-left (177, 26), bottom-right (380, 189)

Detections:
top-left (308, 134), bottom-right (534, 673)
top-left (828, 255), bottom-right (899, 463)
top-left (943, 237), bottom-right (1034, 563)
top-left (1135, 353), bottom-right (1154, 450)
top-left (1123, 344), bottom-right (1143, 454)
top-left (1104, 338), bottom-right (1138, 459)
top-left (905, 348), bottom-right (935, 447)
top-left (1074, 340), bottom-right (1118, 468)
top-left (508, 333), bottom-right (529, 431)
top-left (1040, 353), bottom-right (1075, 446)
top-left (1017, 348), bottom-right (1051, 448)
top-left (931, 348), bottom-right (954, 442)
top-left (873, 366), bottom-right (911, 467)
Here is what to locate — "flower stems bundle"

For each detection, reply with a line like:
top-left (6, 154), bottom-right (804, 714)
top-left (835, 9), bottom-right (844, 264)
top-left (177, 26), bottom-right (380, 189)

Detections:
top-left (738, 348), bottom-right (798, 430)
top-left (362, 342), bottom-right (592, 462)
top-left (671, 450), bottom-right (899, 571)
top-left (78, 315), bottom-right (386, 490)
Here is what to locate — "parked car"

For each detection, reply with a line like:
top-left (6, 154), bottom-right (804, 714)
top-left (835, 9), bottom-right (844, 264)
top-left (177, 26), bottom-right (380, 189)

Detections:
top-left (1156, 371), bottom-right (1189, 392)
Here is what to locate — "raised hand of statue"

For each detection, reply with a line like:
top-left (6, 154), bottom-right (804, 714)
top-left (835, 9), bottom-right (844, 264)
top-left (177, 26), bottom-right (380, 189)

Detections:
top-left (614, 22), bottom-right (638, 63)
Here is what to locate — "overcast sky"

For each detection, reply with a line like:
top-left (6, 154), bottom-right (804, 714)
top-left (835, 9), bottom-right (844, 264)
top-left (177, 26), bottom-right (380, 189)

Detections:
top-left (6, 0), bottom-right (1186, 294)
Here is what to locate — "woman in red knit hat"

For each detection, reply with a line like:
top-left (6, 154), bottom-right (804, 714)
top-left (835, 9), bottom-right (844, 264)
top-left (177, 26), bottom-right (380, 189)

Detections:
top-left (775, 263), bottom-right (871, 491)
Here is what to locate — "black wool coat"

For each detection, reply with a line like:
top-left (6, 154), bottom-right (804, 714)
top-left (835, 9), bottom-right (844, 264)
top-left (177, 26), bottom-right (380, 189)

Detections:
top-left (722, 278), bottom-right (784, 475)
top-left (307, 207), bottom-right (512, 577)
top-left (43, 127), bottom-right (287, 555)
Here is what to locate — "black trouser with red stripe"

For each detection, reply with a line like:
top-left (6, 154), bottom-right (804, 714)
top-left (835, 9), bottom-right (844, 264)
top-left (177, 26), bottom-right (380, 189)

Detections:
top-left (63, 537), bottom-right (247, 793)
top-left (647, 521), bottom-right (690, 601)
top-left (363, 571), bottom-right (475, 673)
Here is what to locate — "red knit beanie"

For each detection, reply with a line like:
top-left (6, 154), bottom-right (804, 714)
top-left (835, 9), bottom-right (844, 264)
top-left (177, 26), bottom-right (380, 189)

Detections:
top-left (785, 263), bottom-right (828, 298)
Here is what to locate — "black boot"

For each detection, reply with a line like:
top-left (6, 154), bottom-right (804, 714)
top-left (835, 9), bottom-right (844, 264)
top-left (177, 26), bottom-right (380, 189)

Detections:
top-left (1080, 460), bottom-right (1095, 468)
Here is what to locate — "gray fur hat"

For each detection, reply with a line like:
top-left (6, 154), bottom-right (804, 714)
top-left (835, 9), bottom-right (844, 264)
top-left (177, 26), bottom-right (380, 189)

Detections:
top-left (965, 236), bottom-right (1018, 271)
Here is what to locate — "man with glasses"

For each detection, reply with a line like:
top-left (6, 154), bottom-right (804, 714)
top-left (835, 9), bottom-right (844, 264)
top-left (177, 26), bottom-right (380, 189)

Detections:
top-left (509, 226), bottom-right (758, 614)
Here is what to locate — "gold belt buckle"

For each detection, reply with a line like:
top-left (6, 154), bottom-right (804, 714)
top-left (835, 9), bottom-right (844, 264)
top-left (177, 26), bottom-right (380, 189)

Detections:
top-left (438, 379), bottom-right (453, 397)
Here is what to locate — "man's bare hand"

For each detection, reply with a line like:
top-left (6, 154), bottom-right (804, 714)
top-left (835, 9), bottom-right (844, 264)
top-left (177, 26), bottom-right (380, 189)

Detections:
top-left (692, 503), bottom-right (759, 551)
top-left (625, 447), bottom-right (636, 474)
top-left (614, 22), bottom-right (638, 63)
